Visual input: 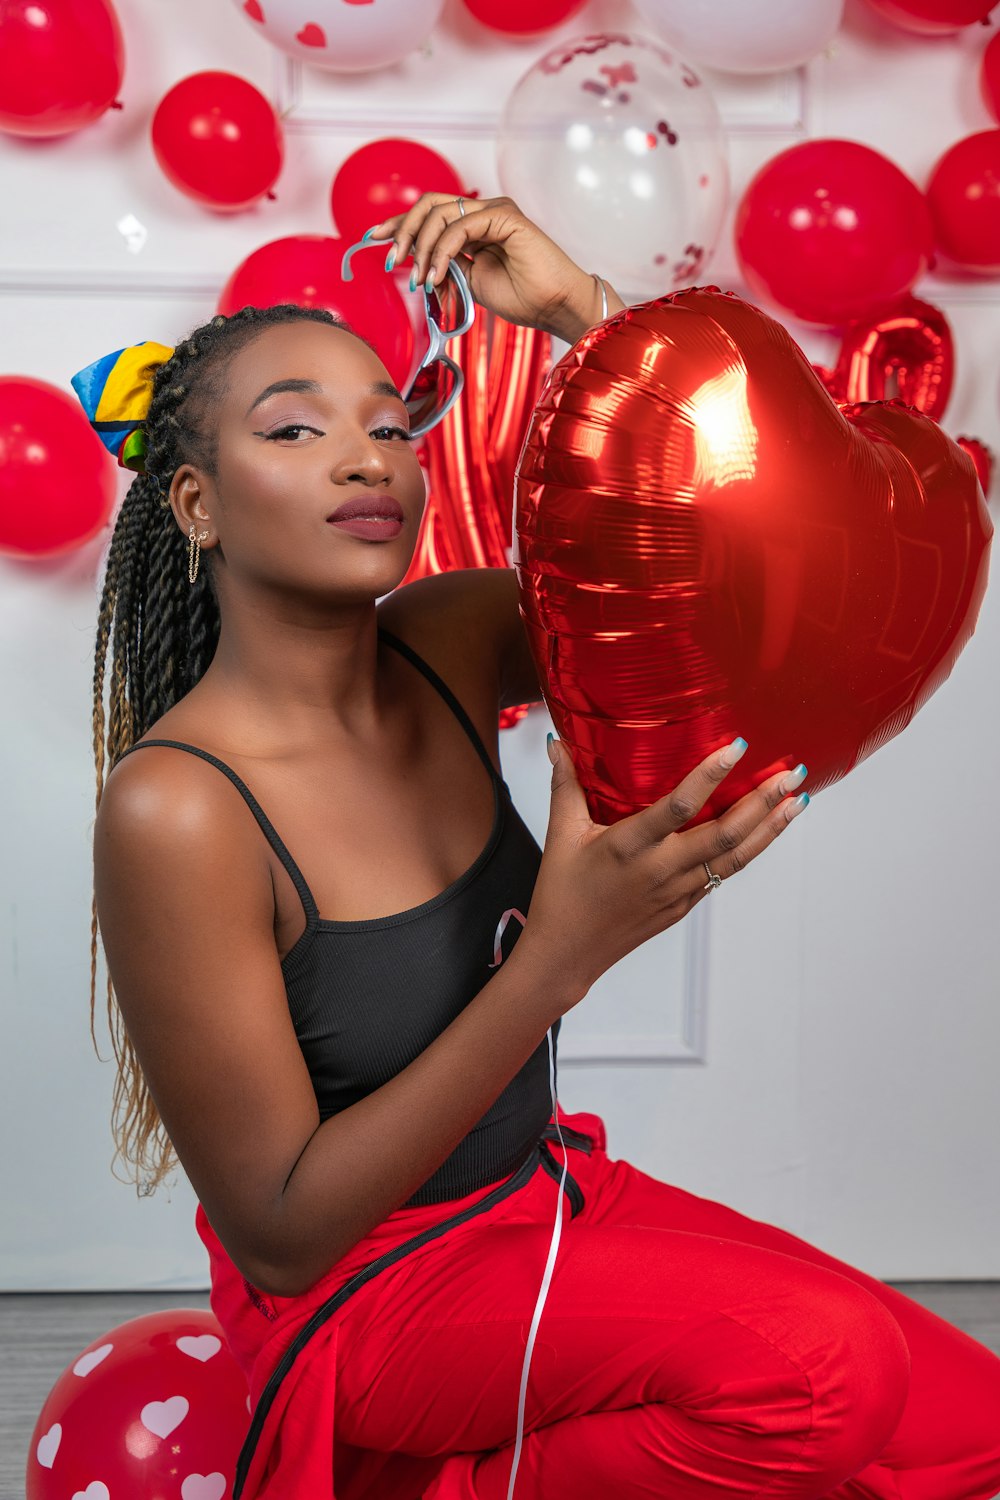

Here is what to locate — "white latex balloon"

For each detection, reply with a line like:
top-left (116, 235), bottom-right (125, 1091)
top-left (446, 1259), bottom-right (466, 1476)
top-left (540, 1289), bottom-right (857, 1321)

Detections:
top-left (630, 0), bottom-right (844, 74)
top-left (497, 33), bottom-right (729, 301)
top-left (232, 0), bottom-right (445, 73)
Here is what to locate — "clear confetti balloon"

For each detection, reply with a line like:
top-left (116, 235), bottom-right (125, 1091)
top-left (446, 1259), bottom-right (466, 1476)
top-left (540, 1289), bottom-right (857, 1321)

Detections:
top-left (497, 32), bottom-right (729, 301)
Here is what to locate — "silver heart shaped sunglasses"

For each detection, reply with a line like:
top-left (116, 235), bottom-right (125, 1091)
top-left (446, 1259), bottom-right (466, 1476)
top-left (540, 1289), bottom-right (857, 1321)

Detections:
top-left (341, 236), bottom-right (476, 438)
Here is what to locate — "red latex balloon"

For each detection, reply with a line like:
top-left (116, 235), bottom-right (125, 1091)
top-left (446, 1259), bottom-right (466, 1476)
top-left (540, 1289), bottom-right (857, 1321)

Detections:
top-left (863, 0), bottom-right (994, 33)
top-left (0, 0), bottom-right (123, 138)
top-left (26, 1309), bottom-right (250, 1499)
top-left (461, 0), bottom-right (588, 34)
top-left (735, 140), bottom-right (934, 327)
top-left (0, 377), bottom-right (116, 558)
top-left (152, 71), bottom-right (283, 212)
top-left (331, 138), bottom-right (465, 244)
top-left (400, 305), bottom-right (552, 729)
top-left (820, 295), bottom-right (954, 419)
top-left (926, 129), bottom-right (1000, 274)
top-left (984, 32), bottom-right (1000, 124)
top-left (217, 235), bottom-right (415, 393)
top-left (513, 288), bottom-right (992, 828)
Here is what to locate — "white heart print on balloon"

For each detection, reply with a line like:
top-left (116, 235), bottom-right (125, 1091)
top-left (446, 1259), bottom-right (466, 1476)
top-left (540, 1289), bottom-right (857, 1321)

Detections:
top-left (35, 1423), bottom-right (61, 1469)
top-left (233, 0), bottom-right (446, 72)
top-left (140, 1394), bottom-right (190, 1438)
top-left (73, 1344), bottom-right (113, 1378)
top-left (181, 1474), bottom-right (227, 1500)
top-left (176, 1334), bottom-right (222, 1363)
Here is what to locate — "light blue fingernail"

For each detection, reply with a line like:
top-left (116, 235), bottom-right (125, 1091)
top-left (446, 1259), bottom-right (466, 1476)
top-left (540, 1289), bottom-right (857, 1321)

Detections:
top-left (385, 246), bottom-right (396, 272)
top-left (409, 267), bottom-right (418, 292)
top-left (783, 763), bottom-right (808, 792)
top-left (719, 735), bottom-right (748, 769)
top-left (361, 228), bottom-right (378, 245)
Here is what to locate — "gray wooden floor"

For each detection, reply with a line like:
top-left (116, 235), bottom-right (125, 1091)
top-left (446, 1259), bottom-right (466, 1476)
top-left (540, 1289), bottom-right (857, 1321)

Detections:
top-left (4, 1284), bottom-right (999, 1500)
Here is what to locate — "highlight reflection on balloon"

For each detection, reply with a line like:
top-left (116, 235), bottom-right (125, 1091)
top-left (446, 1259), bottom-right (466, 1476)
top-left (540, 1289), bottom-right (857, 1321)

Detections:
top-left (513, 287), bottom-right (992, 828)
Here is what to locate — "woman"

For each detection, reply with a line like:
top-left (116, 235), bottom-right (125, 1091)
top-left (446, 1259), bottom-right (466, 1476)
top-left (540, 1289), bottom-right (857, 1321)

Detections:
top-left (87, 195), bottom-right (1000, 1500)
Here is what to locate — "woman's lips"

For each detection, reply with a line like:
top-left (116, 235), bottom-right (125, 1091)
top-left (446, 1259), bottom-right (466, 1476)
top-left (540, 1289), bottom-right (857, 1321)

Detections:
top-left (327, 516), bottom-right (404, 540)
top-left (327, 495), bottom-right (404, 522)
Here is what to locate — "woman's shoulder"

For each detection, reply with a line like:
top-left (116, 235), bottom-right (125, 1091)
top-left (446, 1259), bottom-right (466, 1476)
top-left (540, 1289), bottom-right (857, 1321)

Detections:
top-left (99, 706), bottom-right (261, 849)
top-left (376, 571), bottom-right (491, 683)
top-left (376, 566), bottom-right (531, 710)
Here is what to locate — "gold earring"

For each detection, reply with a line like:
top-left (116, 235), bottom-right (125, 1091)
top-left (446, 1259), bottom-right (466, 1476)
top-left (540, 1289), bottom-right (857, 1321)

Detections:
top-left (188, 523), bottom-right (209, 584)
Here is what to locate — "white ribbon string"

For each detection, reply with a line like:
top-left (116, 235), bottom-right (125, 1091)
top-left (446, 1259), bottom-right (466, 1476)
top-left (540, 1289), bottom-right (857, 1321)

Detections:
top-left (487, 907), bottom-right (527, 969)
top-left (505, 1027), bottom-right (567, 1500)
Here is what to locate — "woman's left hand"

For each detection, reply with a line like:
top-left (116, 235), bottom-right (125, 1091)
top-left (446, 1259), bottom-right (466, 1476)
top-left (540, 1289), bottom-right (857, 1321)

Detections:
top-left (364, 192), bottom-right (613, 344)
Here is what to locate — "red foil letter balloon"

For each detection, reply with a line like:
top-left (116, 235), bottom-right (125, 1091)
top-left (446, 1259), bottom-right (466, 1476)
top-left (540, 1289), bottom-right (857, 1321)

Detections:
top-left (513, 288), bottom-right (992, 827)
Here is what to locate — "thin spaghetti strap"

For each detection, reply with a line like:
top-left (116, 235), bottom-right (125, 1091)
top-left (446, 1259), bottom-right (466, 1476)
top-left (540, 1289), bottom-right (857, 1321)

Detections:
top-left (377, 626), bottom-right (500, 783)
top-left (118, 740), bottom-right (319, 923)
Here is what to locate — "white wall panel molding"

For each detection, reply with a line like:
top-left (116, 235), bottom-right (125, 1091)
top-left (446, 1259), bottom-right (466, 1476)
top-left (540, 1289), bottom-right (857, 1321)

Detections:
top-left (0, 271), bottom-right (224, 299)
top-left (558, 902), bottom-right (710, 1065)
top-left (274, 42), bottom-right (810, 138)
top-left (912, 282), bottom-right (1000, 307)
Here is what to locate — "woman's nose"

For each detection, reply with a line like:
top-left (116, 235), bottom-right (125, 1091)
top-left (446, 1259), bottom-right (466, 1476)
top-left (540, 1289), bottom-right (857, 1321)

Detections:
top-left (332, 438), bottom-right (394, 484)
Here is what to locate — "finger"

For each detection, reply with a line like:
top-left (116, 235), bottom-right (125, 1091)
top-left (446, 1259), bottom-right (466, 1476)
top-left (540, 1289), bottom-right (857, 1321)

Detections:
top-left (685, 762), bottom-right (810, 874)
top-left (689, 762), bottom-right (815, 870)
top-left (378, 192), bottom-right (497, 278)
top-left (365, 191), bottom-right (469, 272)
top-left (407, 196), bottom-right (515, 286)
top-left (543, 735), bottom-right (597, 849)
top-left (620, 736), bottom-right (750, 853)
top-left (685, 781), bottom-right (811, 891)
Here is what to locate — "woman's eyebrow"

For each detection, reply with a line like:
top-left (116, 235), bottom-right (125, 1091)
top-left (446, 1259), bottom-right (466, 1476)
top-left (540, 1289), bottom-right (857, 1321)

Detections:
top-left (245, 378), bottom-right (321, 417)
top-left (371, 378), bottom-right (405, 404)
top-left (245, 377), bottom-right (404, 418)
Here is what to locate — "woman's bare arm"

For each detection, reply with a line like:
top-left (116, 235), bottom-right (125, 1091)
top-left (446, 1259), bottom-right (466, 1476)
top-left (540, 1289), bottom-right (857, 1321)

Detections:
top-left (96, 725), bottom-right (803, 1297)
top-left (94, 748), bottom-right (579, 1300)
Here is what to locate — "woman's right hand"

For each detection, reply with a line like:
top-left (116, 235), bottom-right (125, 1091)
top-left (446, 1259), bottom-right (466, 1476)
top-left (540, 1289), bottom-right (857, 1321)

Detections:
top-left (519, 736), bottom-right (809, 1010)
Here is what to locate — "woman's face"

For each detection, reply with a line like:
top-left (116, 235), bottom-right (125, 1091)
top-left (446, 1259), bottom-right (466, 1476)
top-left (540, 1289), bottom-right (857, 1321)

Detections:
top-left (189, 319), bottom-right (427, 606)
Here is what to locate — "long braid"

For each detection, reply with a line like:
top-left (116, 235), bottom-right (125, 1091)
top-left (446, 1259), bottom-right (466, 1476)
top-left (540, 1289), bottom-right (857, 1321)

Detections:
top-left (90, 302), bottom-right (363, 1195)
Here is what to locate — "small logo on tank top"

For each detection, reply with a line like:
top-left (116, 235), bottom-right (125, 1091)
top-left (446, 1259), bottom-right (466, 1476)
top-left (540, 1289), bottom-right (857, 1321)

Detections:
top-left (488, 907), bottom-right (527, 968)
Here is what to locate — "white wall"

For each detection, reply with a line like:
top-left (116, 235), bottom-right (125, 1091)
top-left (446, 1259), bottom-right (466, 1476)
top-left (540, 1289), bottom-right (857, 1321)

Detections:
top-left (2, 0), bottom-right (998, 1290)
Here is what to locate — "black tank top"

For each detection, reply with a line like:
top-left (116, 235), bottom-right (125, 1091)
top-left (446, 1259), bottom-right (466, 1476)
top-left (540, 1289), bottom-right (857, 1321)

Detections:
top-left (120, 625), bottom-right (559, 1205)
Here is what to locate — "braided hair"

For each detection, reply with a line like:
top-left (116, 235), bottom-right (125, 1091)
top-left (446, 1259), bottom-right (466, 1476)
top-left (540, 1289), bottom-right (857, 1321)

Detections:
top-left (90, 301), bottom-right (373, 1195)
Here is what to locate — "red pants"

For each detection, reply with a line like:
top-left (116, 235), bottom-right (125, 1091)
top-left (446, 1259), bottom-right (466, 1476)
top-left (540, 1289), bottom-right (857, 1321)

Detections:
top-left (202, 1110), bottom-right (1000, 1500)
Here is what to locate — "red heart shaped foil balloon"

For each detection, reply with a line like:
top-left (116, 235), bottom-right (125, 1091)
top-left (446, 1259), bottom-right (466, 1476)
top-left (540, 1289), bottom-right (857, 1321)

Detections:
top-left (513, 287), bottom-right (992, 827)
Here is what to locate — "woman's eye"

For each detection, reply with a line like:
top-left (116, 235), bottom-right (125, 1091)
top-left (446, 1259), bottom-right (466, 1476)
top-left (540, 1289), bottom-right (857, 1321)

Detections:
top-left (264, 424), bottom-right (319, 441)
top-left (372, 425), bottom-right (415, 442)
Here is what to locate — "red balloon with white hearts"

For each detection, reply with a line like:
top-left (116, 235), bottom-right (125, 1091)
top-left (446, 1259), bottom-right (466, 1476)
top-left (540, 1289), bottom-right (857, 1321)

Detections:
top-left (26, 1310), bottom-right (250, 1500)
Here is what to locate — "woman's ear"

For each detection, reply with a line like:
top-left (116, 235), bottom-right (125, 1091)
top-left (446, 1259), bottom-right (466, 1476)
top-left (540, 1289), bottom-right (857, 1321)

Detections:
top-left (169, 465), bottom-right (213, 538)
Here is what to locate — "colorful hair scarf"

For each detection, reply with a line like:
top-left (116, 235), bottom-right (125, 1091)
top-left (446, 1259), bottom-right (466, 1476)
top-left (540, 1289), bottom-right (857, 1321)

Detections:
top-left (70, 340), bottom-right (174, 473)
